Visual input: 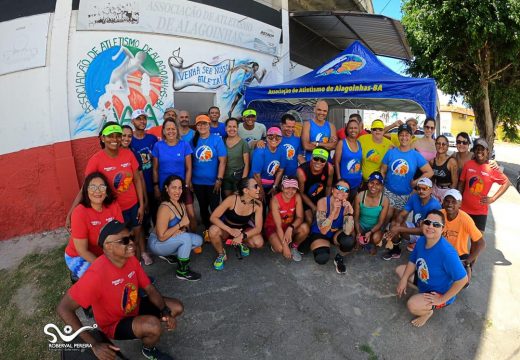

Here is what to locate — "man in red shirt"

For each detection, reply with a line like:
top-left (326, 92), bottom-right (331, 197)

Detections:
top-left (336, 113), bottom-right (370, 140)
top-left (458, 138), bottom-right (509, 232)
top-left (58, 220), bottom-right (183, 360)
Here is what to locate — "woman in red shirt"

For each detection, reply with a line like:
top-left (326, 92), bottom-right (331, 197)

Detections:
top-left (64, 172), bottom-right (123, 278)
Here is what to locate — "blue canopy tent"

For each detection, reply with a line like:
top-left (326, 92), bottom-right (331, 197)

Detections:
top-left (244, 41), bottom-right (437, 127)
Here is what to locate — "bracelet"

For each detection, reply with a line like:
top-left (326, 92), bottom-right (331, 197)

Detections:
top-left (216, 177), bottom-right (223, 182)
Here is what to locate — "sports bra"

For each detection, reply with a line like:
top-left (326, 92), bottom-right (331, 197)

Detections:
top-left (222, 195), bottom-right (255, 227)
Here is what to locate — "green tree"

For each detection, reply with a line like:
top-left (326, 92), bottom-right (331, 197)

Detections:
top-left (402, 0), bottom-right (520, 149)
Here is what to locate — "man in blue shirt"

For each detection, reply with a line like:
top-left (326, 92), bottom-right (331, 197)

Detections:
top-left (396, 210), bottom-right (467, 327)
top-left (131, 109), bottom-right (158, 235)
top-left (178, 110), bottom-right (195, 144)
top-left (300, 100), bottom-right (337, 161)
top-left (383, 178), bottom-right (441, 260)
top-left (208, 106), bottom-right (226, 137)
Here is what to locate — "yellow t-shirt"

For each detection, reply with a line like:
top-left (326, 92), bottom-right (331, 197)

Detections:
top-left (440, 209), bottom-right (482, 255)
top-left (390, 133), bottom-right (417, 147)
top-left (358, 134), bottom-right (393, 181)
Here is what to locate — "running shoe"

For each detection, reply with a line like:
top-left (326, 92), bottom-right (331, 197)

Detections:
top-left (141, 252), bottom-right (154, 266)
top-left (290, 247), bottom-right (302, 262)
top-left (334, 254), bottom-right (346, 274)
top-left (213, 252), bottom-right (227, 271)
top-left (142, 346), bottom-right (174, 360)
top-left (176, 269), bottom-right (201, 281)
top-left (158, 255), bottom-right (178, 265)
top-left (406, 242), bottom-right (416, 252)
top-left (239, 244), bottom-right (250, 257)
top-left (382, 246), bottom-right (401, 261)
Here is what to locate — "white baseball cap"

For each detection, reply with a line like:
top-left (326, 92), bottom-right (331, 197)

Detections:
top-left (443, 189), bottom-right (462, 201)
top-left (131, 109), bottom-right (147, 120)
top-left (417, 177), bottom-right (433, 188)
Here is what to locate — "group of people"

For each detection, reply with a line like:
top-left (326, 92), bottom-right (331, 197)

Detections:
top-left (57, 100), bottom-right (510, 359)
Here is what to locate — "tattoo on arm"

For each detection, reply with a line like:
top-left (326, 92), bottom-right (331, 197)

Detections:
top-left (317, 210), bottom-right (331, 228)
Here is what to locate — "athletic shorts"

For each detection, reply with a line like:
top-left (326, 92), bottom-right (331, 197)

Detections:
top-left (307, 232), bottom-right (334, 244)
top-left (264, 223), bottom-right (289, 240)
top-left (64, 253), bottom-right (91, 279)
top-left (113, 297), bottom-right (161, 340)
top-left (122, 202), bottom-right (140, 228)
top-left (468, 214), bottom-right (487, 232)
top-left (383, 188), bottom-right (410, 211)
top-left (405, 221), bottom-right (420, 244)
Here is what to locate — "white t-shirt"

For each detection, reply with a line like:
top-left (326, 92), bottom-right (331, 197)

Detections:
top-left (238, 123), bottom-right (266, 148)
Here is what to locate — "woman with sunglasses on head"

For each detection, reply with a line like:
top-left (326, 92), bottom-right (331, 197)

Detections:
top-left (430, 135), bottom-right (458, 201)
top-left (222, 118), bottom-right (250, 198)
top-left (452, 132), bottom-right (473, 175)
top-left (250, 126), bottom-right (286, 204)
top-left (152, 117), bottom-right (197, 232)
top-left (66, 122), bottom-right (149, 264)
top-left (208, 178), bottom-right (264, 270)
top-left (148, 175), bottom-right (202, 281)
top-left (354, 172), bottom-right (389, 255)
top-left (412, 118), bottom-right (437, 162)
top-left (264, 177), bottom-right (309, 261)
top-left (307, 179), bottom-right (355, 274)
top-left (335, 118), bottom-right (363, 202)
top-left (64, 172), bottom-right (124, 279)
top-left (396, 209), bottom-right (468, 327)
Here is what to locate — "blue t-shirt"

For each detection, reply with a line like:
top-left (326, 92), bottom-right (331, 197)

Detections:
top-left (409, 236), bottom-right (466, 304)
top-left (339, 139), bottom-right (362, 189)
top-left (280, 135), bottom-right (301, 177)
top-left (181, 129), bottom-right (195, 144)
top-left (192, 135), bottom-right (227, 185)
top-left (209, 122), bottom-right (226, 137)
top-left (404, 194), bottom-right (441, 226)
top-left (151, 140), bottom-right (193, 188)
top-left (382, 148), bottom-right (427, 195)
top-left (306, 120), bottom-right (332, 160)
top-left (250, 146), bottom-right (287, 183)
top-left (131, 134), bottom-right (158, 192)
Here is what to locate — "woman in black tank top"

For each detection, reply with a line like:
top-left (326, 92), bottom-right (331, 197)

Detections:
top-left (430, 135), bottom-right (458, 201)
top-left (208, 178), bottom-right (264, 271)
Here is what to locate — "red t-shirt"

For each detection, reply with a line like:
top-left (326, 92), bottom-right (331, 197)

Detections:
top-left (85, 149), bottom-right (140, 211)
top-left (337, 127), bottom-right (369, 140)
top-left (65, 202), bottom-right (124, 258)
top-left (68, 255), bottom-right (151, 338)
top-left (460, 160), bottom-right (508, 215)
top-left (265, 192), bottom-right (297, 229)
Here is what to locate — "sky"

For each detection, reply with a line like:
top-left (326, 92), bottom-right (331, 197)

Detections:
top-left (372, 0), bottom-right (461, 106)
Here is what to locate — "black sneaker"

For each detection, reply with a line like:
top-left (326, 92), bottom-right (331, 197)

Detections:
top-left (334, 254), bottom-right (346, 274)
top-left (142, 346), bottom-right (174, 360)
top-left (158, 255), bottom-right (178, 265)
top-left (176, 269), bottom-right (201, 281)
top-left (382, 246), bottom-right (401, 261)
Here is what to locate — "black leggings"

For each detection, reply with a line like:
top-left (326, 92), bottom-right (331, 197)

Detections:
top-left (193, 184), bottom-right (221, 229)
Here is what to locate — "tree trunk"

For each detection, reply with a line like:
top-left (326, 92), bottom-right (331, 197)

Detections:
top-left (479, 80), bottom-right (495, 153)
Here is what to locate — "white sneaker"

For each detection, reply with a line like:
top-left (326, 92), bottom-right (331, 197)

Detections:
top-left (290, 247), bottom-right (302, 262)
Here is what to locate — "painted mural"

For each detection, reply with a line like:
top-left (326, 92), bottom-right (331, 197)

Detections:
top-left (70, 34), bottom-right (278, 138)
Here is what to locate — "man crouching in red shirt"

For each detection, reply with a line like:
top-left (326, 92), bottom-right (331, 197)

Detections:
top-left (58, 220), bottom-right (183, 360)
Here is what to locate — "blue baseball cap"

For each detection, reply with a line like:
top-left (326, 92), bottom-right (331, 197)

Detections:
top-left (368, 171), bottom-right (384, 184)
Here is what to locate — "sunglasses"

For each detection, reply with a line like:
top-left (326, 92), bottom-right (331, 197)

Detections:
top-left (456, 140), bottom-right (469, 145)
top-left (250, 183), bottom-right (260, 189)
top-left (416, 186), bottom-right (430, 192)
top-left (436, 142), bottom-right (448, 147)
top-left (424, 126), bottom-right (435, 130)
top-left (106, 235), bottom-right (134, 245)
top-left (371, 128), bottom-right (383, 132)
top-left (312, 157), bottom-right (327, 163)
top-left (335, 185), bottom-right (350, 193)
top-left (423, 219), bottom-right (443, 228)
top-left (87, 184), bottom-right (108, 192)
top-left (267, 135), bottom-right (282, 140)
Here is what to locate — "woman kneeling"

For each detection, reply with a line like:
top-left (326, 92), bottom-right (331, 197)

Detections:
top-left (308, 179), bottom-right (355, 274)
top-left (264, 177), bottom-right (310, 261)
top-left (148, 175), bottom-right (202, 281)
top-left (209, 178), bottom-right (264, 270)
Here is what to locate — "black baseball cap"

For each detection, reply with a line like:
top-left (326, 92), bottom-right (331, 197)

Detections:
top-left (398, 124), bottom-right (413, 135)
top-left (98, 220), bottom-right (129, 247)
